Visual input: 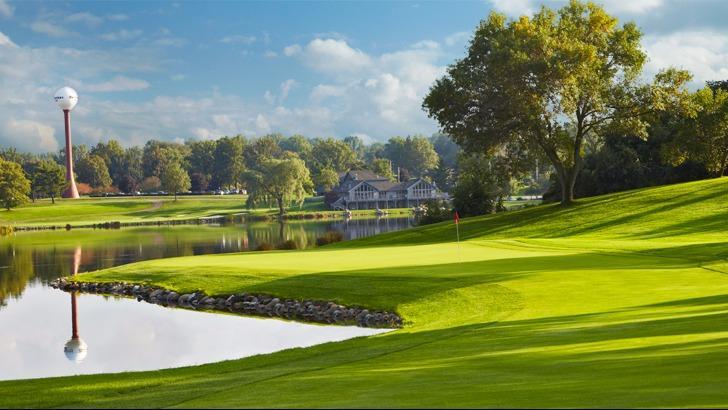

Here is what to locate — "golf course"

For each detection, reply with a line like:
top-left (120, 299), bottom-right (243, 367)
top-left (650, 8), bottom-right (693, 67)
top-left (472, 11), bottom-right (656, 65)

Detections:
top-left (1, 177), bottom-right (726, 408)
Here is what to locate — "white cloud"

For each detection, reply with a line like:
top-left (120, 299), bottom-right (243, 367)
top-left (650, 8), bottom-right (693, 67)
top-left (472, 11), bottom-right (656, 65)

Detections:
top-left (255, 114), bottom-right (271, 133)
top-left (601, 0), bottom-right (663, 14)
top-left (107, 13), bottom-right (129, 21)
top-left (30, 21), bottom-right (74, 38)
top-left (489, 0), bottom-right (536, 17)
top-left (445, 31), bottom-right (470, 47)
top-left (643, 30), bottom-right (728, 87)
top-left (2, 119), bottom-right (58, 152)
top-left (488, 0), bottom-right (664, 17)
top-left (153, 37), bottom-right (186, 47)
top-left (293, 38), bottom-right (373, 74)
top-left (283, 44), bottom-right (301, 56)
top-left (85, 76), bottom-right (150, 92)
top-left (0, 0), bottom-right (14, 18)
top-left (101, 29), bottom-right (142, 41)
top-left (0, 31), bottom-right (17, 47)
top-left (310, 84), bottom-right (346, 101)
top-left (264, 50), bottom-right (278, 58)
top-left (67, 12), bottom-right (104, 27)
top-left (264, 90), bottom-right (275, 104)
top-left (279, 79), bottom-right (297, 101)
top-left (220, 35), bottom-right (256, 45)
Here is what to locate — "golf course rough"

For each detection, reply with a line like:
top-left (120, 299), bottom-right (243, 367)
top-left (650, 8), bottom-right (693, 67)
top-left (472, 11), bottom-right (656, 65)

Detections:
top-left (2, 177), bottom-right (728, 408)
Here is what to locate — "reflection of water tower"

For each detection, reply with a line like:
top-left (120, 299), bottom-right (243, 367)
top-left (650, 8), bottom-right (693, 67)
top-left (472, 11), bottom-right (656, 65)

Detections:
top-left (63, 247), bottom-right (87, 362)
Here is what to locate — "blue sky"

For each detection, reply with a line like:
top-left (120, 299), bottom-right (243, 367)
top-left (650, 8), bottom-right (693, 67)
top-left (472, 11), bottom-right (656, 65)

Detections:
top-left (1, 0), bottom-right (728, 153)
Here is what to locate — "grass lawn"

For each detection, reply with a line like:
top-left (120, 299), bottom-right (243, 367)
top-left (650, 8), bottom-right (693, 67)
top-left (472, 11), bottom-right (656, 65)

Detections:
top-left (0, 196), bottom-right (249, 227)
top-left (2, 178), bottom-right (728, 407)
top-left (0, 195), bottom-right (413, 228)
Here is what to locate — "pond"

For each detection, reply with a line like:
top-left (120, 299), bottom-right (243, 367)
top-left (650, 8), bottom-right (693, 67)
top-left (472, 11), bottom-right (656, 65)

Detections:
top-left (0, 217), bottom-right (413, 381)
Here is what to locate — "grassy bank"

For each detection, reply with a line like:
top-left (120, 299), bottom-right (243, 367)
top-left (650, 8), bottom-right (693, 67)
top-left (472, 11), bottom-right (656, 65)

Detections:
top-left (2, 178), bottom-right (728, 407)
top-left (0, 195), bottom-right (413, 228)
top-left (0, 196), bottom-right (248, 227)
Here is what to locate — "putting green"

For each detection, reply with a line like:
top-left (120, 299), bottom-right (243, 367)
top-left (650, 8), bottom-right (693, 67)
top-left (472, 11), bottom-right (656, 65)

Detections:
top-left (2, 178), bottom-right (728, 408)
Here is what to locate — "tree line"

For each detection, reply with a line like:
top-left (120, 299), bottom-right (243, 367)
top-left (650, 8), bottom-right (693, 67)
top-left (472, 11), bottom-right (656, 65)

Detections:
top-left (0, 134), bottom-right (459, 214)
top-left (3, 1), bottom-right (726, 216)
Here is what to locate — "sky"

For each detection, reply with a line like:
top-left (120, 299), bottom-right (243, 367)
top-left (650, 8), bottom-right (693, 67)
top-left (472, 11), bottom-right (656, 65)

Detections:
top-left (1, 0), bottom-right (728, 153)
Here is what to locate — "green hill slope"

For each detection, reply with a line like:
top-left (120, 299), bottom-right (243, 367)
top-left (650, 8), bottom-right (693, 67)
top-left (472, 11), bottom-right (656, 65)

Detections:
top-left (2, 178), bottom-right (728, 408)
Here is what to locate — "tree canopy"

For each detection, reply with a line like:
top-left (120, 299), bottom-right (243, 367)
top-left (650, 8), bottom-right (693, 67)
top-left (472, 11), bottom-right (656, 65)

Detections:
top-left (0, 158), bottom-right (31, 210)
top-left (244, 155), bottom-right (313, 216)
top-left (424, 0), bottom-right (691, 205)
top-left (160, 161), bottom-right (192, 200)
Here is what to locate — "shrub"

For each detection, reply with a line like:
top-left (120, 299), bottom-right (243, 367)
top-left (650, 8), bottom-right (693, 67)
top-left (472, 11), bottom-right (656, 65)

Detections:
top-left (417, 199), bottom-right (452, 226)
top-left (276, 240), bottom-right (299, 250)
top-left (76, 183), bottom-right (93, 195)
top-left (0, 225), bottom-right (13, 236)
top-left (316, 230), bottom-right (344, 246)
top-left (255, 242), bottom-right (274, 251)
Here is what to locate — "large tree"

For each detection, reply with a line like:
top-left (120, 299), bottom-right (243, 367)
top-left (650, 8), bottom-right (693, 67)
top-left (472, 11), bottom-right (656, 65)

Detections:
top-left (424, 0), bottom-right (690, 205)
top-left (0, 158), bottom-right (31, 210)
top-left (452, 153), bottom-right (510, 216)
top-left (310, 138), bottom-right (359, 174)
top-left (370, 158), bottom-right (395, 181)
top-left (90, 140), bottom-right (125, 186)
top-left (160, 161), bottom-right (191, 201)
top-left (32, 160), bottom-right (67, 204)
top-left (664, 86), bottom-right (728, 177)
top-left (213, 135), bottom-right (246, 189)
top-left (187, 139), bottom-right (218, 185)
top-left (244, 155), bottom-right (313, 217)
top-left (142, 140), bottom-right (189, 179)
top-left (314, 167), bottom-right (340, 193)
top-left (382, 136), bottom-right (439, 178)
top-left (279, 134), bottom-right (313, 163)
top-left (76, 154), bottom-right (112, 188)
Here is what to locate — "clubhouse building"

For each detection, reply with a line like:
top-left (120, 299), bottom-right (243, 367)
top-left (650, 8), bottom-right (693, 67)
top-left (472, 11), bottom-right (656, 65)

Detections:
top-left (328, 170), bottom-right (444, 210)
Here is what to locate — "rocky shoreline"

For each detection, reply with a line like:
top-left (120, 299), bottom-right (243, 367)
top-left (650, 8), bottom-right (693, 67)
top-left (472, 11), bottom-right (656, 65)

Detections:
top-left (50, 278), bottom-right (403, 328)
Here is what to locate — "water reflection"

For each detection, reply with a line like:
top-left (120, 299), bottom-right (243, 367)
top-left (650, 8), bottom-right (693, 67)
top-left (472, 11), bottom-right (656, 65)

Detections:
top-left (0, 218), bottom-right (410, 380)
top-left (64, 247), bottom-right (87, 363)
top-left (0, 217), bottom-right (414, 307)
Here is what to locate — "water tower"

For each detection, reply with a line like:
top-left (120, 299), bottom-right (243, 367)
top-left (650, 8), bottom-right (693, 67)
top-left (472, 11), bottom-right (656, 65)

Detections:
top-left (54, 87), bottom-right (80, 199)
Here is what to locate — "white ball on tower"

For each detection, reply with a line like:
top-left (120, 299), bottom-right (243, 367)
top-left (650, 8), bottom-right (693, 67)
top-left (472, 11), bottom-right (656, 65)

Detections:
top-left (54, 86), bottom-right (78, 111)
top-left (64, 337), bottom-right (88, 363)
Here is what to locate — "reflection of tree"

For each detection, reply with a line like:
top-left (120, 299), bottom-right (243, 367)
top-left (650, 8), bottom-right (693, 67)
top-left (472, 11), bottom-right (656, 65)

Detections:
top-left (0, 219), bottom-right (415, 309)
top-left (0, 243), bottom-right (35, 309)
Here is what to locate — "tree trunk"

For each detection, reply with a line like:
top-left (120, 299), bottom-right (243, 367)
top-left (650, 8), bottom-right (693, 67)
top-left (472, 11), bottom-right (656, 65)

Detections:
top-left (51, 195), bottom-right (55, 204)
top-left (553, 165), bottom-right (577, 206)
top-left (174, 192), bottom-right (178, 201)
top-left (719, 150), bottom-right (728, 177)
top-left (277, 197), bottom-right (285, 218)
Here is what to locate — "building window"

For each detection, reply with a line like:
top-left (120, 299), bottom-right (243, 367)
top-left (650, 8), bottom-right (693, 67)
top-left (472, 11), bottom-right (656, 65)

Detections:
top-left (353, 184), bottom-right (377, 200)
top-left (411, 182), bottom-right (432, 199)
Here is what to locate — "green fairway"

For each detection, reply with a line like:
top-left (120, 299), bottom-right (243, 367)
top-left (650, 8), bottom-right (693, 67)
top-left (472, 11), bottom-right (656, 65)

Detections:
top-left (2, 178), bottom-right (728, 408)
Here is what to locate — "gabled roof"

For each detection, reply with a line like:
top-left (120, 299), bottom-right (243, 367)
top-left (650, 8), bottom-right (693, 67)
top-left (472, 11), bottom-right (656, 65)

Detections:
top-left (340, 169), bottom-right (389, 182)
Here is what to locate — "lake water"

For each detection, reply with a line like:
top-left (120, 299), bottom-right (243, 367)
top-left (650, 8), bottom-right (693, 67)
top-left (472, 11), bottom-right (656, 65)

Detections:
top-left (0, 217), bottom-right (413, 381)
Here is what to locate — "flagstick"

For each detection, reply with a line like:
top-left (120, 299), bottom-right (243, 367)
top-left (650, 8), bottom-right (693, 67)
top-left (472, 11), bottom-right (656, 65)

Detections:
top-left (454, 211), bottom-right (461, 263)
top-left (456, 220), bottom-right (461, 262)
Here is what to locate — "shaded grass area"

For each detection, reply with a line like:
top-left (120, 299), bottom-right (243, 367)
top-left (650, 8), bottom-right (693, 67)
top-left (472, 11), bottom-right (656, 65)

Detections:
top-left (2, 177), bottom-right (728, 407)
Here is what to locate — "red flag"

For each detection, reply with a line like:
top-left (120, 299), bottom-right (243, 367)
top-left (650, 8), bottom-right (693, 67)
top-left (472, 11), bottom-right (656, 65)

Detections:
top-left (454, 211), bottom-right (460, 225)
